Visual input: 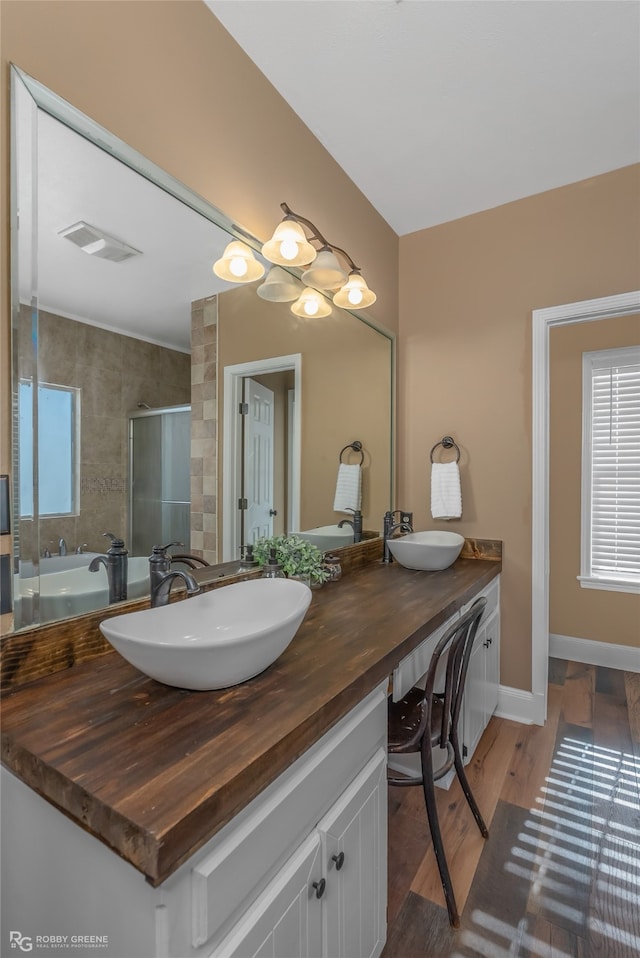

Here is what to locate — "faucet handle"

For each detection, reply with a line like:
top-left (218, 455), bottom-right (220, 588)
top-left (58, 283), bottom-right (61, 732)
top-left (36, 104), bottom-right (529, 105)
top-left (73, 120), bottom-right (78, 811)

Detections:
top-left (151, 542), bottom-right (184, 556)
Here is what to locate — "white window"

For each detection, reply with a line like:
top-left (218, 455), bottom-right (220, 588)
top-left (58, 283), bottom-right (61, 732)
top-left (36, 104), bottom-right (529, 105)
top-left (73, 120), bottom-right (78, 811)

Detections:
top-left (580, 346), bottom-right (640, 594)
top-left (19, 381), bottom-right (80, 518)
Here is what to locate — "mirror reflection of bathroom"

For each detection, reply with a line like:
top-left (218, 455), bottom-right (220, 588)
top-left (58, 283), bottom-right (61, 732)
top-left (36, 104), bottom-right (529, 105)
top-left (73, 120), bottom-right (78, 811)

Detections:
top-left (11, 67), bottom-right (393, 632)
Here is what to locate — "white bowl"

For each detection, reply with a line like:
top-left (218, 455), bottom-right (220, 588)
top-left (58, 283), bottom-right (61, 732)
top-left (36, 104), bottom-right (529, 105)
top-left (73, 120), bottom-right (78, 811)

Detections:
top-left (99, 577), bottom-right (312, 690)
top-left (298, 524), bottom-right (356, 551)
top-left (388, 531), bottom-right (465, 571)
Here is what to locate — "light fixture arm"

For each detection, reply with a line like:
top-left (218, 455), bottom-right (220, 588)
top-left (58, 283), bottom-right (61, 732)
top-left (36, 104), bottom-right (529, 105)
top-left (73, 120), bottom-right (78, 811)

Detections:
top-left (280, 202), bottom-right (360, 272)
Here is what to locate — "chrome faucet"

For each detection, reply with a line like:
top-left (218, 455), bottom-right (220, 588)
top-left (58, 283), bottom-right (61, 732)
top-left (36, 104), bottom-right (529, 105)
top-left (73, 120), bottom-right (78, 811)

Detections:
top-left (149, 543), bottom-right (201, 608)
top-left (89, 532), bottom-right (128, 603)
top-left (151, 570), bottom-right (200, 608)
top-left (382, 510), bottom-right (414, 563)
top-left (58, 537), bottom-right (67, 556)
top-left (338, 508), bottom-right (363, 543)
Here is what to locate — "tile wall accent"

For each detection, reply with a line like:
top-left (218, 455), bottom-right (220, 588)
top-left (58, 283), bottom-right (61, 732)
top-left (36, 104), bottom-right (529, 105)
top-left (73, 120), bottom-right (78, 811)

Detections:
top-left (190, 296), bottom-right (218, 565)
top-left (17, 307), bottom-right (191, 560)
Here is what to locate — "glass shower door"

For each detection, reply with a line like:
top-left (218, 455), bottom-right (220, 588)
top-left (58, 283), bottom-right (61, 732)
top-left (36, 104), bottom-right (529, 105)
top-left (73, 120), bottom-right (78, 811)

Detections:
top-left (129, 406), bottom-right (190, 557)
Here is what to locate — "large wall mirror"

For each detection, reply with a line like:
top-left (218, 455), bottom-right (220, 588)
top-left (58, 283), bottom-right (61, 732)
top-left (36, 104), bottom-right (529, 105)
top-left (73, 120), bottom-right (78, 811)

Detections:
top-left (9, 66), bottom-right (394, 632)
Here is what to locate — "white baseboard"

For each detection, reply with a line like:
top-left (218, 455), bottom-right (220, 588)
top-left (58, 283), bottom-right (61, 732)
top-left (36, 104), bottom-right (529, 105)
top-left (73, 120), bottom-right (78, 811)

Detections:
top-left (549, 634), bottom-right (640, 673)
top-left (495, 685), bottom-right (545, 726)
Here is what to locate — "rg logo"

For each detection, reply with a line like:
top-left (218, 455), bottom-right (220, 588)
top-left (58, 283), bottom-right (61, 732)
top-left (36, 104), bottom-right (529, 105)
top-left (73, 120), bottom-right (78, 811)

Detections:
top-left (9, 931), bottom-right (33, 952)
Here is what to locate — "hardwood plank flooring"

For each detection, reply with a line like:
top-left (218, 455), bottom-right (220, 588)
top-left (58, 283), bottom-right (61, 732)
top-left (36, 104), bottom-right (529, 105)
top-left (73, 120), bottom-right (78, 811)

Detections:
top-left (383, 659), bottom-right (640, 958)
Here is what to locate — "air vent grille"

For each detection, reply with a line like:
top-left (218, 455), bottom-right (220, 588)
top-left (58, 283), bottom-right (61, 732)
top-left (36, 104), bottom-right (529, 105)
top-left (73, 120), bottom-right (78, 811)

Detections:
top-left (57, 221), bottom-right (141, 263)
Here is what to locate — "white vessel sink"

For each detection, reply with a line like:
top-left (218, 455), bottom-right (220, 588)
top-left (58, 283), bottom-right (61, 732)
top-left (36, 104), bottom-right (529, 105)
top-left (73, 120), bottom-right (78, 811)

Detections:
top-left (14, 555), bottom-right (150, 622)
top-left (99, 577), bottom-right (313, 690)
top-left (388, 531), bottom-right (465, 571)
top-left (298, 524), bottom-right (355, 551)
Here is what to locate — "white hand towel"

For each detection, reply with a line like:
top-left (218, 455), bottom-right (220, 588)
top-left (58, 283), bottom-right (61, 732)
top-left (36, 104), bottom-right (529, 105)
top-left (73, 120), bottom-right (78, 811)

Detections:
top-left (333, 463), bottom-right (362, 513)
top-left (431, 461), bottom-right (462, 520)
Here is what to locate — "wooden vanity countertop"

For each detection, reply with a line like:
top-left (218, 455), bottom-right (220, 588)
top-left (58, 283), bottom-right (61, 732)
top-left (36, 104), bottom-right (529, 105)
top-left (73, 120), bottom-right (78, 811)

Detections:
top-left (1, 556), bottom-right (500, 886)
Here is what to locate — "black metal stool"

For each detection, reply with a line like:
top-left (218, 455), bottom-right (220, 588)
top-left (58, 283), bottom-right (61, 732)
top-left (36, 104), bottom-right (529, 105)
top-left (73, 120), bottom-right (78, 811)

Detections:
top-left (387, 597), bottom-right (489, 927)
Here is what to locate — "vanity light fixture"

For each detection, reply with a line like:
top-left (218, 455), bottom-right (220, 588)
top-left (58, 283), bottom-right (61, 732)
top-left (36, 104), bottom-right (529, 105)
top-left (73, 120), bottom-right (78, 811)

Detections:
top-left (262, 202), bottom-right (377, 309)
top-left (291, 288), bottom-right (332, 318)
top-left (261, 218), bottom-right (316, 267)
top-left (332, 269), bottom-right (377, 309)
top-left (301, 247), bottom-right (347, 289)
top-left (256, 266), bottom-right (303, 303)
top-left (213, 240), bottom-right (265, 283)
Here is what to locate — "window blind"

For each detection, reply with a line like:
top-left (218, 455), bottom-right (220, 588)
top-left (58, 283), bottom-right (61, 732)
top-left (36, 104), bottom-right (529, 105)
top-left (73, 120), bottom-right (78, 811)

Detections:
top-left (583, 346), bottom-right (640, 588)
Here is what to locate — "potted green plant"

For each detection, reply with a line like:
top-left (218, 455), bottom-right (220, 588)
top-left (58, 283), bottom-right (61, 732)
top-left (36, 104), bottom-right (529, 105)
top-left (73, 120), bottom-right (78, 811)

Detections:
top-left (252, 534), bottom-right (329, 586)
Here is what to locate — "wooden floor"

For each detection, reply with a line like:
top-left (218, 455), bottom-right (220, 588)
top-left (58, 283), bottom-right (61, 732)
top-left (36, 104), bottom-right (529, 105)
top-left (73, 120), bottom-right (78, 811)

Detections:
top-left (383, 660), bottom-right (640, 957)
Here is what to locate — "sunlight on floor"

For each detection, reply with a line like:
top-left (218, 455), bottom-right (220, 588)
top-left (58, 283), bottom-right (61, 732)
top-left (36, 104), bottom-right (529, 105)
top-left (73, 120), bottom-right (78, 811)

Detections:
top-left (453, 732), bottom-right (640, 957)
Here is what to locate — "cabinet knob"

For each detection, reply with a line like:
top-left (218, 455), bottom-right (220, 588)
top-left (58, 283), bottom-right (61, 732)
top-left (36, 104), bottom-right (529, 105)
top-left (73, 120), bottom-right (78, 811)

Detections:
top-left (312, 878), bottom-right (326, 899)
top-left (332, 851), bottom-right (345, 871)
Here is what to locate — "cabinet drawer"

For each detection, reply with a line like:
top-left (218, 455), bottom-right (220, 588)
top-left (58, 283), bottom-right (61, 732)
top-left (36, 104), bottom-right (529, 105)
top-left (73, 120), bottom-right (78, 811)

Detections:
top-left (392, 611), bottom-right (457, 701)
top-left (191, 684), bottom-right (387, 949)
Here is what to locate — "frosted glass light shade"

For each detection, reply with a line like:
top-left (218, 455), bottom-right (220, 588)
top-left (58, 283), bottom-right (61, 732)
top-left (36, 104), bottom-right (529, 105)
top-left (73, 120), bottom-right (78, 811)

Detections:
top-left (262, 219), bottom-right (317, 267)
top-left (291, 288), bottom-right (332, 318)
top-left (213, 241), bottom-right (265, 283)
top-left (257, 266), bottom-right (302, 303)
top-left (301, 247), bottom-right (347, 290)
top-left (333, 270), bottom-right (377, 309)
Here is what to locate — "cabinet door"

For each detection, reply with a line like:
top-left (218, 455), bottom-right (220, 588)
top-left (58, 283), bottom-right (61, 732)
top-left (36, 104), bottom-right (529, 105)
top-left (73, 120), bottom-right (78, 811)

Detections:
top-left (209, 833), bottom-right (323, 958)
top-left (318, 749), bottom-right (387, 958)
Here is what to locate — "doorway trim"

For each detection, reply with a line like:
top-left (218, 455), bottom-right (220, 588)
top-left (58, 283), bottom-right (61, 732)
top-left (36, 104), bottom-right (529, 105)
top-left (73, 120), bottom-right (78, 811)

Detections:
top-left (531, 290), bottom-right (640, 725)
top-left (222, 354), bottom-right (302, 561)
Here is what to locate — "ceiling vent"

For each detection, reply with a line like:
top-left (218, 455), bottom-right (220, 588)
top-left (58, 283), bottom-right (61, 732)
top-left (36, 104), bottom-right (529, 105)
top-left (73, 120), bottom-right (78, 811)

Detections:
top-left (57, 221), bottom-right (142, 263)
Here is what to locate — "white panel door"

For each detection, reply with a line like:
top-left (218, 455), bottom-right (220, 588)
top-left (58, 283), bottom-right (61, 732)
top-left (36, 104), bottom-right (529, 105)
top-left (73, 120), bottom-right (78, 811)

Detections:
top-left (244, 378), bottom-right (275, 543)
top-left (210, 832), bottom-right (323, 958)
top-left (318, 749), bottom-right (387, 958)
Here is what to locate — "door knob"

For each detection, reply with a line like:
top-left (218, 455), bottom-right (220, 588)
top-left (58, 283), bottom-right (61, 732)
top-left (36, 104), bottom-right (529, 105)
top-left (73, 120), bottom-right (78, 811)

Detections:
top-left (269, 509), bottom-right (278, 516)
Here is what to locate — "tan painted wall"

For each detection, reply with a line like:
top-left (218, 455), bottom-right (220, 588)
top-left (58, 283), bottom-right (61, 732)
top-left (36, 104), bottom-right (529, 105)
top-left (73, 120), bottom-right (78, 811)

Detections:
top-left (550, 315), bottom-right (640, 647)
top-left (0, 0), bottom-right (398, 535)
top-left (217, 284), bottom-right (392, 534)
top-left (398, 165), bottom-right (640, 691)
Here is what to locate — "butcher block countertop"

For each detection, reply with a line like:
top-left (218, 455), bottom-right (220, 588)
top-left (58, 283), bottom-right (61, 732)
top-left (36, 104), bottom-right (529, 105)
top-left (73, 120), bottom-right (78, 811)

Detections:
top-left (1, 556), bottom-right (500, 886)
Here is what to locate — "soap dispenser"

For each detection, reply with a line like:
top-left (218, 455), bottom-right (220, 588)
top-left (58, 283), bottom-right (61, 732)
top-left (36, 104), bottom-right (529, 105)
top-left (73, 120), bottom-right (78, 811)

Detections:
top-left (239, 544), bottom-right (259, 572)
top-left (262, 547), bottom-right (285, 578)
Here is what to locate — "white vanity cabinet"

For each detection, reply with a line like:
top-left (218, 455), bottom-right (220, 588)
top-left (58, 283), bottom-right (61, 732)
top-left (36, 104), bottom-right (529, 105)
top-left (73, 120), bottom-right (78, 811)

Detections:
top-left (207, 833), bottom-right (323, 958)
top-left (1, 683), bottom-right (387, 958)
top-left (211, 749), bottom-right (387, 958)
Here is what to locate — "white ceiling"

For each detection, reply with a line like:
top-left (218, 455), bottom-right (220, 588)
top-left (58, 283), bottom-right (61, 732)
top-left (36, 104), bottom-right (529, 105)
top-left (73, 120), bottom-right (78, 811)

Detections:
top-left (206, 0), bottom-right (640, 236)
top-left (19, 107), bottom-right (248, 352)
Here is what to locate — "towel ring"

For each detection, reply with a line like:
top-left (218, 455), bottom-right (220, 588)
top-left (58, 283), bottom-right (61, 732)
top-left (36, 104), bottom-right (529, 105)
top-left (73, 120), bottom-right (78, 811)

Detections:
top-left (339, 440), bottom-right (364, 465)
top-left (430, 436), bottom-right (460, 464)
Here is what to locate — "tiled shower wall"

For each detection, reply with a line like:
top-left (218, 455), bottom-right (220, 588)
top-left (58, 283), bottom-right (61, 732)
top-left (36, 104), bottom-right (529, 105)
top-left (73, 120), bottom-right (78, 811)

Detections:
top-left (190, 296), bottom-right (218, 565)
top-left (17, 307), bottom-right (191, 560)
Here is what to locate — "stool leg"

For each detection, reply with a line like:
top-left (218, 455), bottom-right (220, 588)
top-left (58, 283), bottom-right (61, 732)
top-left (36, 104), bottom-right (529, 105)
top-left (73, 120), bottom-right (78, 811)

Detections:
top-left (451, 728), bottom-right (489, 839)
top-left (420, 741), bottom-right (460, 928)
